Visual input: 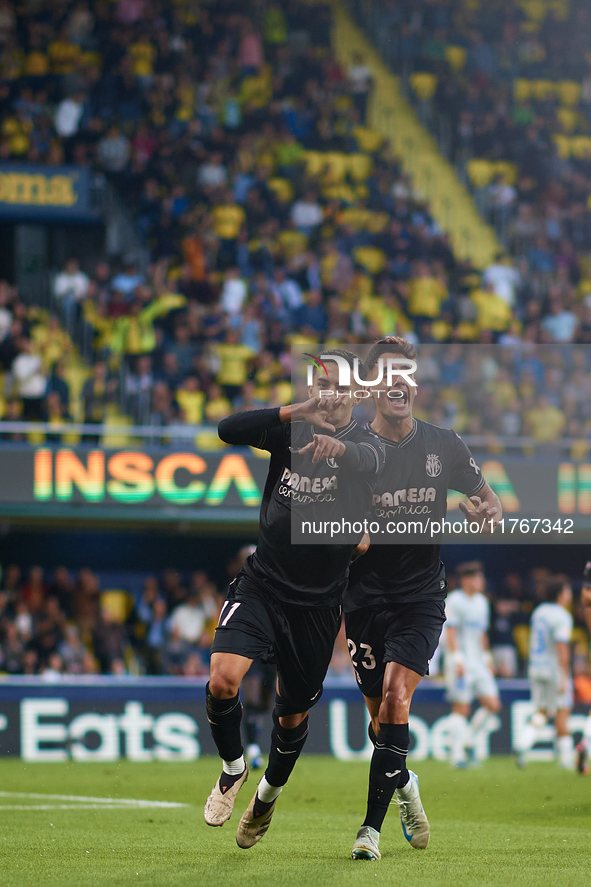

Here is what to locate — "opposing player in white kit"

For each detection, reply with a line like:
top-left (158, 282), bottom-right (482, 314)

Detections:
top-left (514, 575), bottom-right (574, 769)
top-left (445, 561), bottom-right (501, 768)
top-left (576, 561), bottom-right (591, 775)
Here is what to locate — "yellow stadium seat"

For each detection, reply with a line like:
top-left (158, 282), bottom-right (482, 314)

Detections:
top-left (278, 229), bottom-right (308, 258)
top-left (466, 158), bottom-right (494, 188)
top-left (321, 183), bottom-right (358, 202)
top-left (513, 79), bottom-right (533, 102)
top-left (571, 136), bottom-right (591, 158)
top-left (101, 409), bottom-right (134, 448)
top-left (267, 177), bottom-right (294, 203)
top-left (352, 126), bottom-right (384, 153)
top-left (445, 45), bottom-right (467, 72)
top-left (431, 319), bottom-right (452, 341)
top-left (520, 0), bottom-right (547, 22)
top-left (26, 429), bottom-right (46, 445)
top-left (348, 153), bottom-right (373, 182)
top-left (195, 430), bottom-right (226, 451)
top-left (249, 445), bottom-right (271, 460)
top-left (323, 152), bottom-right (349, 184)
top-left (410, 72), bottom-right (437, 101)
top-left (455, 321), bottom-right (479, 342)
top-left (334, 94), bottom-right (353, 113)
top-left (556, 107), bottom-right (579, 133)
top-left (513, 624), bottom-right (530, 660)
top-left (368, 211), bottom-right (389, 234)
top-left (552, 133), bottom-right (571, 158)
top-left (557, 80), bottom-right (582, 106)
top-left (492, 161), bottom-right (518, 185)
top-left (62, 429), bottom-right (81, 445)
top-left (273, 380), bottom-right (292, 404)
top-left (549, 0), bottom-right (568, 19)
top-left (353, 246), bottom-right (387, 275)
top-left (302, 150), bottom-right (325, 178)
top-left (100, 589), bottom-right (133, 623)
top-left (531, 79), bottom-right (555, 100)
top-left (63, 363), bottom-right (91, 403)
top-left (572, 626), bottom-right (590, 648)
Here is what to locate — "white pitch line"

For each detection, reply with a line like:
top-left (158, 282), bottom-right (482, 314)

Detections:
top-left (0, 804), bottom-right (186, 810)
top-left (0, 792), bottom-right (187, 808)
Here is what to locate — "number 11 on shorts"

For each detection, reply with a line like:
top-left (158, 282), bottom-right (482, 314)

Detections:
top-left (218, 601), bottom-right (241, 627)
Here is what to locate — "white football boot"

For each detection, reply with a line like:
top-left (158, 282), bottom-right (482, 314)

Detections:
top-left (351, 826), bottom-right (381, 860)
top-left (395, 770), bottom-right (430, 849)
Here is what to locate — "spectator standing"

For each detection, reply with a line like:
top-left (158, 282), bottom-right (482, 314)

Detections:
top-left (11, 339), bottom-right (47, 420)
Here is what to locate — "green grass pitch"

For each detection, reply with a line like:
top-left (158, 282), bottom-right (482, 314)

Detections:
top-left (1, 756), bottom-right (590, 886)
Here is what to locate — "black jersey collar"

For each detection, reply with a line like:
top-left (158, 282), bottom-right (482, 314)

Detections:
top-left (367, 418), bottom-right (417, 449)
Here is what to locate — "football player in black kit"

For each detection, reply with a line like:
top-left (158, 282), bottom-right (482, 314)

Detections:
top-left (346, 337), bottom-right (502, 861)
top-left (204, 350), bottom-right (384, 849)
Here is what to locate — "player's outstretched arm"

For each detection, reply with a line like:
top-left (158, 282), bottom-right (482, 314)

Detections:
top-left (458, 482), bottom-right (502, 532)
top-left (218, 408), bottom-right (284, 448)
top-left (218, 397), bottom-right (340, 448)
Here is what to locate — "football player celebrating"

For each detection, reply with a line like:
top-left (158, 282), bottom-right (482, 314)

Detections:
top-left (204, 351), bottom-right (383, 849)
top-left (345, 337), bottom-right (501, 861)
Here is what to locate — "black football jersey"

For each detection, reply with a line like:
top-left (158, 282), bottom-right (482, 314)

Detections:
top-left (219, 409), bottom-right (384, 608)
top-left (345, 418), bottom-right (486, 610)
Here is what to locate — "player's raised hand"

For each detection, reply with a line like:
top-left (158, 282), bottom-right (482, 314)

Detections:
top-left (459, 495), bottom-right (501, 532)
top-left (298, 433), bottom-right (346, 464)
top-left (289, 395), bottom-right (337, 431)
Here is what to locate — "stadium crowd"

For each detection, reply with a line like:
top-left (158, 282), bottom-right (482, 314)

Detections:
top-left (0, 558), bottom-right (589, 684)
top-left (348, 0), bottom-right (591, 343)
top-left (0, 0), bottom-right (588, 448)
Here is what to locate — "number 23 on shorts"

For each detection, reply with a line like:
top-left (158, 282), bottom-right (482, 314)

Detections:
top-left (347, 639), bottom-right (376, 670)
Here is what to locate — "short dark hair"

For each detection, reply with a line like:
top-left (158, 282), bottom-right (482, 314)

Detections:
top-left (310, 348), bottom-right (357, 378)
top-left (457, 560), bottom-right (484, 578)
top-left (364, 336), bottom-right (417, 375)
top-left (544, 575), bottom-right (569, 602)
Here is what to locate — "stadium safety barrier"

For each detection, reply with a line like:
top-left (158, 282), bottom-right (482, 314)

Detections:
top-left (0, 677), bottom-right (587, 762)
top-left (0, 440), bottom-right (590, 534)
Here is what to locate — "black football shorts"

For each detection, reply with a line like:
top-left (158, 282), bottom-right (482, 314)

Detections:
top-left (344, 598), bottom-right (446, 697)
top-left (211, 574), bottom-right (341, 716)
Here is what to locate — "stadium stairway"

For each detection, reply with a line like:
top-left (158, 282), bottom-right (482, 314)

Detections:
top-left (330, 0), bottom-right (502, 270)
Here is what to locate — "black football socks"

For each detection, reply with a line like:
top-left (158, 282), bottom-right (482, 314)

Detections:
top-left (264, 712), bottom-right (309, 789)
top-left (206, 682), bottom-right (246, 789)
top-left (362, 722), bottom-right (410, 832)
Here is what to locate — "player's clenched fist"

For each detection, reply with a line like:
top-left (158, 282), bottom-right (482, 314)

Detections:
top-left (298, 433), bottom-right (346, 464)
